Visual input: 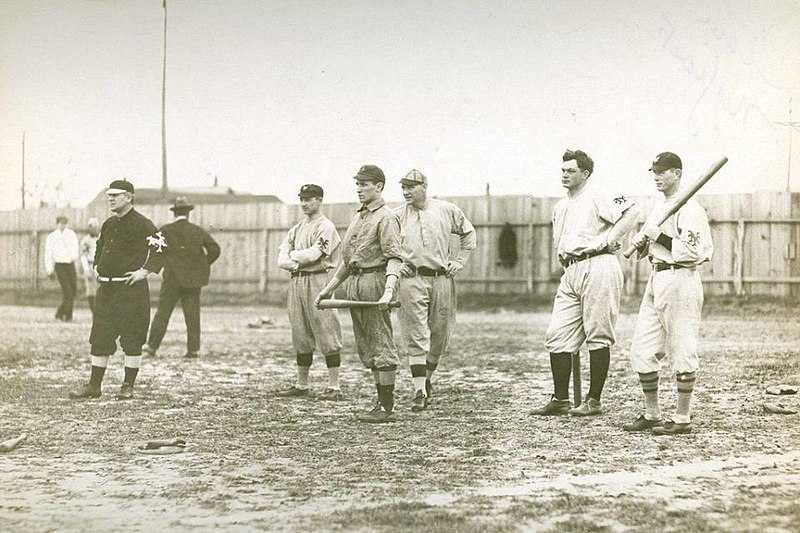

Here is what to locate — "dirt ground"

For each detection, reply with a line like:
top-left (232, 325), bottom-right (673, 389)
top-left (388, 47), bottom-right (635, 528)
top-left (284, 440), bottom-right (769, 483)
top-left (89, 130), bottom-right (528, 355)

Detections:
top-left (1, 301), bottom-right (799, 533)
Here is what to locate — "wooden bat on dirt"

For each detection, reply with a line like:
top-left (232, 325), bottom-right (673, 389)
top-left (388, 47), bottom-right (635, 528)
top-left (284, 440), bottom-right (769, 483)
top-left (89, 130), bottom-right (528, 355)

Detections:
top-left (318, 299), bottom-right (401, 309)
top-left (622, 156), bottom-right (728, 259)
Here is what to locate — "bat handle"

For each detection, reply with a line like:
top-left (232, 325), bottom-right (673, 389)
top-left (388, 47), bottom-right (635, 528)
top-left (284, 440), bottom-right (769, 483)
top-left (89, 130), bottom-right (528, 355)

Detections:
top-left (622, 244), bottom-right (637, 259)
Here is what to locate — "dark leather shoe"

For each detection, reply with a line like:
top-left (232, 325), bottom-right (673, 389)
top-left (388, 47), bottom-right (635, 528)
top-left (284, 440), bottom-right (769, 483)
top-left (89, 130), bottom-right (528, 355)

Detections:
top-left (357, 409), bottom-right (396, 423)
top-left (68, 383), bottom-right (101, 399)
top-left (652, 420), bottom-right (692, 435)
top-left (530, 396), bottom-right (571, 416)
top-left (115, 382), bottom-right (134, 400)
top-left (623, 414), bottom-right (663, 432)
top-left (411, 390), bottom-right (427, 412)
top-left (184, 351), bottom-right (199, 359)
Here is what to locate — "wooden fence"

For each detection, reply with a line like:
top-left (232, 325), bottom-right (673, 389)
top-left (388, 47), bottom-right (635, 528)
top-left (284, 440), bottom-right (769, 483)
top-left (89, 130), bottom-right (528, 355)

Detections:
top-left (1, 191), bottom-right (798, 299)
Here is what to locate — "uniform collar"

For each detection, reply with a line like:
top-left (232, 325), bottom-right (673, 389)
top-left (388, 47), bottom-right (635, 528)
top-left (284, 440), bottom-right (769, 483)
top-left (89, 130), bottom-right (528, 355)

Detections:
top-left (359, 197), bottom-right (386, 212)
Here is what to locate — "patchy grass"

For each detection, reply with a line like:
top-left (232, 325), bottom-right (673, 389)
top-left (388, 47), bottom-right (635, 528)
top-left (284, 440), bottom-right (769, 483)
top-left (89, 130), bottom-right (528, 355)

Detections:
top-left (0, 303), bottom-right (799, 532)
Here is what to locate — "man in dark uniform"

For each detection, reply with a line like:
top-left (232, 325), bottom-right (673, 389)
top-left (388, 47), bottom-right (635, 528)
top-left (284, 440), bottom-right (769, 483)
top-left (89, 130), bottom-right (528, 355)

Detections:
top-left (69, 179), bottom-right (165, 400)
top-left (145, 196), bottom-right (221, 358)
top-left (315, 165), bottom-right (402, 423)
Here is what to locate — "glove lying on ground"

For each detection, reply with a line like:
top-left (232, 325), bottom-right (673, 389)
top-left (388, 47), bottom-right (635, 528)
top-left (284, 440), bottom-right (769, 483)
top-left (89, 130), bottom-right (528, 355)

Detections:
top-left (762, 402), bottom-right (797, 415)
top-left (0, 434), bottom-right (27, 453)
top-left (137, 437), bottom-right (187, 455)
top-left (765, 384), bottom-right (798, 395)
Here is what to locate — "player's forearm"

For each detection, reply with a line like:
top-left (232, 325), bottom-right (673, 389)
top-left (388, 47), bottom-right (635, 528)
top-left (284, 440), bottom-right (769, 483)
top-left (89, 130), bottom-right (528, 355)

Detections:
top-left (385, 257), bottom-right (402, 278)
top-left (289, 246), bottom-right (323, 266)
top-left (607, 205), bottom-right (641, 244)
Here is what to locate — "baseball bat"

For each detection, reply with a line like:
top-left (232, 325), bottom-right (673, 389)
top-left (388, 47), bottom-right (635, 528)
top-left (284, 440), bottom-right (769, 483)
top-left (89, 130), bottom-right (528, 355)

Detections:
top-left (572, 352), bottom-right (582, 407)
top-left (318, 299), bottom-right (401, 309)
top-left (623, 156), bottom-right (728, 259)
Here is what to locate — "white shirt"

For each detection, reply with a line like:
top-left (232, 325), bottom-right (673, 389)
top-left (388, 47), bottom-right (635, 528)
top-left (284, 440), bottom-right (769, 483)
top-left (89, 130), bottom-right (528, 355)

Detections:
top-left (45, 228), bottom-right (79, 274)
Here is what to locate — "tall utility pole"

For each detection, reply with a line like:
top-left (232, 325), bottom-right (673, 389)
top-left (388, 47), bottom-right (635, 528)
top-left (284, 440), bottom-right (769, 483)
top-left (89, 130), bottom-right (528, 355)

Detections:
top-left (161, 0), bottom-right (169, 197)
top-left (774, 97), bottom-right (799, 192)
top-left (21, 132), bottom-right (26, 209)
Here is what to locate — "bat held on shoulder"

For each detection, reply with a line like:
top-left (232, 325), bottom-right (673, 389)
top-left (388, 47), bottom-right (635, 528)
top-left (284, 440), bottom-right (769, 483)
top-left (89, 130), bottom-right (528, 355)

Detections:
top-left (623, 156), bottom-right (728, 259)
top-left (318, 299), bottom-right (401, 309)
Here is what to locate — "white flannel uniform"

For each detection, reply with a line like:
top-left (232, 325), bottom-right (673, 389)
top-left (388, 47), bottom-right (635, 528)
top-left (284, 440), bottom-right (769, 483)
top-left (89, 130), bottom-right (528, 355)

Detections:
top-left (278, 214), bottom-right (342, 355)
top-left (545, 184), bottom-right (636, 353)
top-left (629, 197), bottom-right (713, 374)
top-left (395, 199), bottom-right (476, 359)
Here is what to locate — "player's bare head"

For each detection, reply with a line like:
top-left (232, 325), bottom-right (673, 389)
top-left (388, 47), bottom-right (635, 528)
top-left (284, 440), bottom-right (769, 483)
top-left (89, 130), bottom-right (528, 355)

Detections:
top-left (55, 216), bottom-right (68, 228)
top-left (87, 217), bottom-right (100, 235)
top-left (562, 149), bottom-right (594, 177)
top-left (400, 169), bottom-right (428, 207)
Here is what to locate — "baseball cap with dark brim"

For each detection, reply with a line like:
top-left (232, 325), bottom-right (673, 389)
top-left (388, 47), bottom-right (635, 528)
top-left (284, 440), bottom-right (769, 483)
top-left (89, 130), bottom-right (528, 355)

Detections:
top-left (399, 169), bottom-right (427, 186)
top-left (649, 152), bottom-right (682, 172)
top-left (353, 165), bottom-right (386, 183)
top-left (107, 179), bottom-right (134, 194)
top-left (298, 184), bottom-right (324, 198)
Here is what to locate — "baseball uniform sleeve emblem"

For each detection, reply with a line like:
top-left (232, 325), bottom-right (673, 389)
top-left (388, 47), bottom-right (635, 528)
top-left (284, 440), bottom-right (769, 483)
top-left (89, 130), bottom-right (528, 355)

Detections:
top-left (613, 195), bottom-right (628, 205)
top-left (685, 229), bottom-right (700, 247)
top-left (146, 231), bottom-right (168, 253)
top-left (317, 236), bottom-right (330, 253)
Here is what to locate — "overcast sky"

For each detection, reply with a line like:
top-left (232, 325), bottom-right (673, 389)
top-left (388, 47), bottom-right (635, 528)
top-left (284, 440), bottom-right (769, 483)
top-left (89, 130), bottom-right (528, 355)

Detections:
top-left (1, 0), bottom-right (798, 210)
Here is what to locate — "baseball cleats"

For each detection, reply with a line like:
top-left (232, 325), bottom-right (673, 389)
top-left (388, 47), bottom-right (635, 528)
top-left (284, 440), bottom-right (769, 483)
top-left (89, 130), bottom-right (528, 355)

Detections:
top-left (651, 420), bottom-right (692, 436)
top-left (357, 406), bottom-right (396, 424)
top-left (622, 415), bottom-right (663, 432)
top-left (184, 351), bottom-right (199, 359)
top-left (115, 382), bottom-right (134, 401)
top-left (276, 386), bottom-right (309, 398)
top-left (68, 383), bottom-right (101, 399)
top-left (411, 390), bottom-right (427, 412)
top-left (318, 388), bottom-right (344, 401)
top-left (530, 396), bottom-right (571, 416)
top-left (569, 397), bottom-right (603, 416)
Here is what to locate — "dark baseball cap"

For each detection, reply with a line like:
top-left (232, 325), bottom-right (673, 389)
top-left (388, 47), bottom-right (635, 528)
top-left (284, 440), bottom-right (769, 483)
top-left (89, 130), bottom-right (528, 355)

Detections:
top-left (298, 184), bottom-right (324, 199)
top-left (353, 164), bottom-right (385, 183)
top-left (107, 179), bottom-right (134, 194)
top-left (649, 152), bottom-right (682, 172)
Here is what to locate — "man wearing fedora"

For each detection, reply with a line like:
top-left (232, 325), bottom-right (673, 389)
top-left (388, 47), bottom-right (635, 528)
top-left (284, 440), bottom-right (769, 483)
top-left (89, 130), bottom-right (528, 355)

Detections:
top-left (145, 196), bottom-right (221, 359)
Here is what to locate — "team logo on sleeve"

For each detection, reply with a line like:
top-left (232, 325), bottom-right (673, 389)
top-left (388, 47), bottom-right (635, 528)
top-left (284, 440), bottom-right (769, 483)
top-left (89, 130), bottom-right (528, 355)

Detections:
top-left (613, 195), bottom-right (628, 205)
top-left (146, 231), bottom-right (168, 253)
top-left (686, 230), bottom-right (700, 247)
top-left (317, 236), bottom-right (330, 253)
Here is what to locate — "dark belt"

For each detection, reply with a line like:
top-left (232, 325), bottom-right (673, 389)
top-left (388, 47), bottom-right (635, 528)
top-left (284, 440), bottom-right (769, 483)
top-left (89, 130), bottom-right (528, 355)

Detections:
top-left (413, 266), bottom-right (447, 277)
top-left (290, 270), bottom-right (326, 278)
top-left (653, 263), bottom-right (693, 272)
top-left (348, 264), bottom-right (386, 275)
top-left (563, 248), bottom-right (611, 267)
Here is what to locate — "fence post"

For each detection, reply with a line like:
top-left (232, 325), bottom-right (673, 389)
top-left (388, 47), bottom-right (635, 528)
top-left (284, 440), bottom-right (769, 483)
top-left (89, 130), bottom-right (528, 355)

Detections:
top-left (734, 220), bottom-right (745, 295)
top-left (259, 229), bottom-right (269, 294)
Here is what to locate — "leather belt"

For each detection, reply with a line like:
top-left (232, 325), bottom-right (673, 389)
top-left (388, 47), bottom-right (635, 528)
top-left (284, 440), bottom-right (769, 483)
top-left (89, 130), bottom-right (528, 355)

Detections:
top-left (98, 276), bottom-right (129, 283)
top-left (653, 263), bottom-right (693, 272)
top-left (412, 266), bottom-right (447, 277)
top-left (348, 264), bottom-right (386, 275)
top-left (291, 270), bottom-right (326, 278)
top-left (563, 248), bottom-right (611, 267)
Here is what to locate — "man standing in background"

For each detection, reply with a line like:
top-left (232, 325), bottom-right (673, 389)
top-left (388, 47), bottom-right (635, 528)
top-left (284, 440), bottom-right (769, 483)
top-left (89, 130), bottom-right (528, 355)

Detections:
top-left (276, 184), bottom-right (343, 400)
top-left (79, 217), bottom-right (101, 314)
top-left (45, 215), bottom-right (79, 322)
top-left (145, 197), bottom-right (221, 359)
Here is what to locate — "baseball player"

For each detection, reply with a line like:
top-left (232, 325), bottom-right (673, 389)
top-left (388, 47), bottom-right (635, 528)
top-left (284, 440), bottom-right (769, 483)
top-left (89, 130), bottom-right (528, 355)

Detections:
top-left (314, 165), bottom-right (402, 423)
top-left (276, 184), bottom-right (344, 401)
top-left (532, 149), bottom-right (640, 416)
top-left (145, 197), bottom-right (221, 358)
top-left (395, 169), bottom-right (476, 411)
top-left (45, 216), bottom-right (79, 322)
top-left (624, 152), bottom-right (713, 435)
top-left (68, 179), bottom-right (165, 401)
top-left (79, 217), bottom-right (101, 314)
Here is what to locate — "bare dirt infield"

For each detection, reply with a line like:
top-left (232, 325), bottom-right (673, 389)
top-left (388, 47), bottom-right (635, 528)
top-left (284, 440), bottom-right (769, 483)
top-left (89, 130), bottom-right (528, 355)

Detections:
top-left (1, 302), bottom-right (799, 532)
